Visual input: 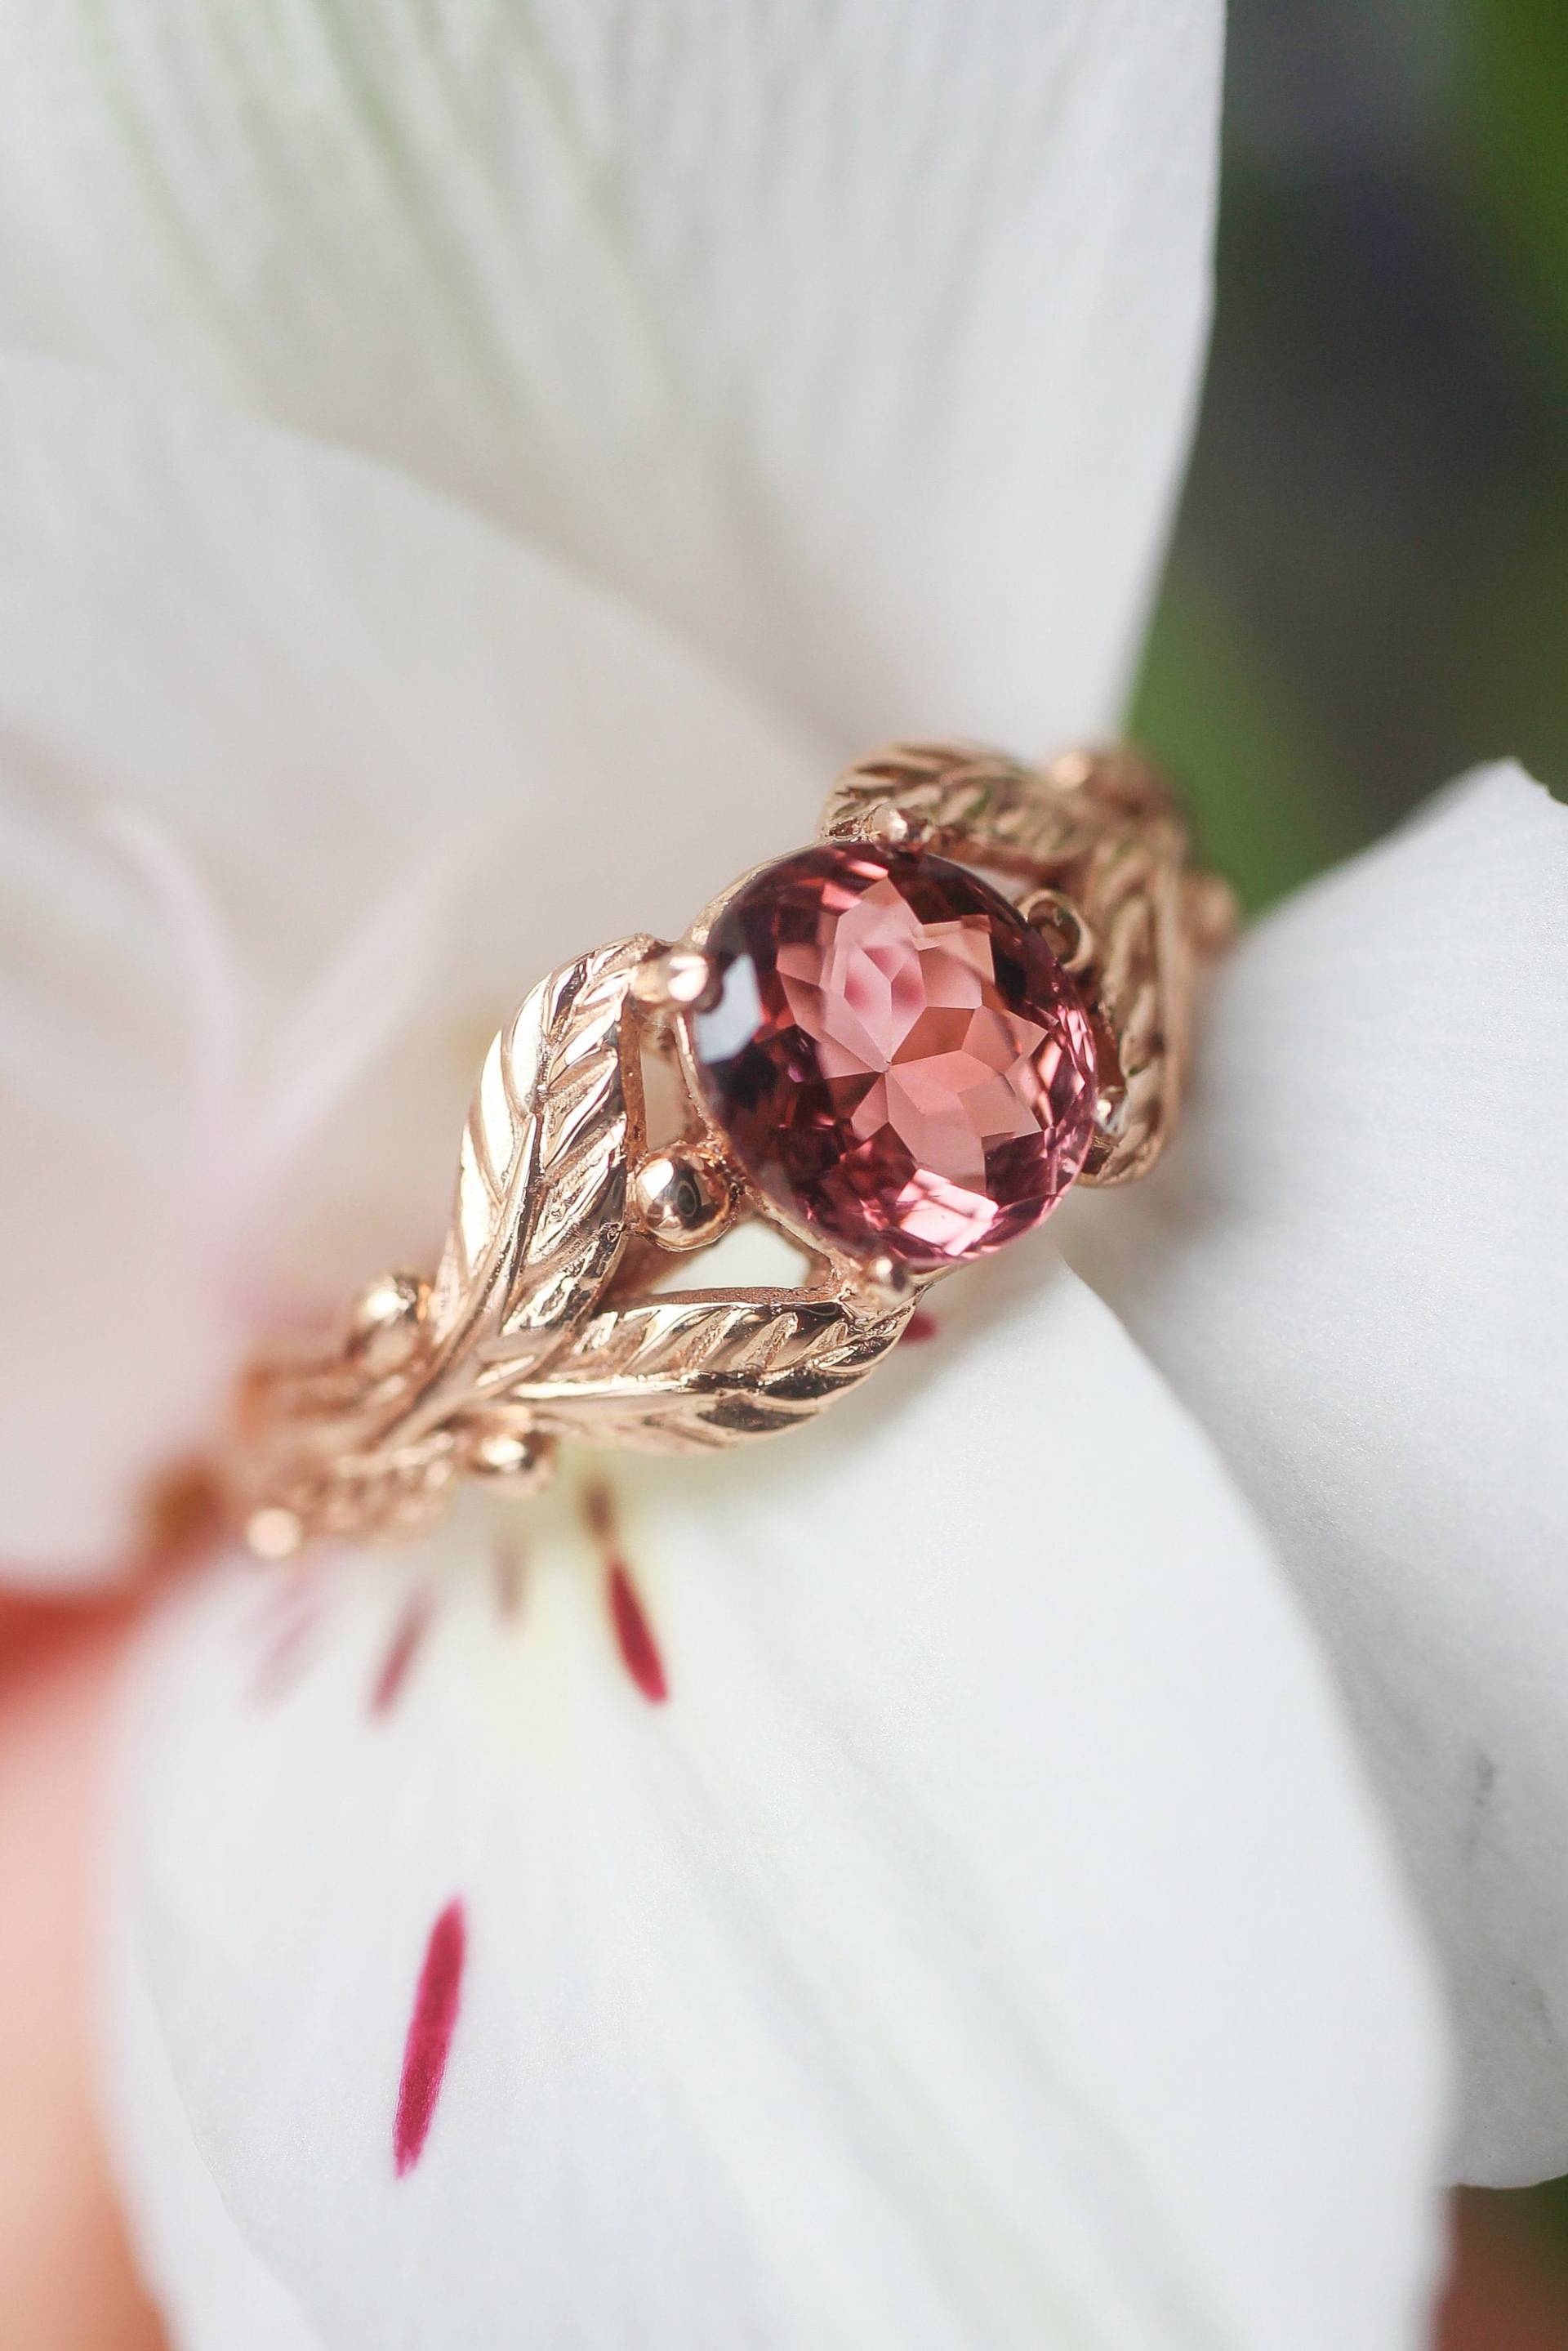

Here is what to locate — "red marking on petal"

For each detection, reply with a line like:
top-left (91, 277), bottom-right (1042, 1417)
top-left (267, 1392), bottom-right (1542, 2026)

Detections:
top-left (249, 1580), bottom-right (321, 1704)
top-left (394, 1898), bottom-right (466, 2177)
top-left (492, 1540), bottom-right (525, 1618)
top-left (582, 1480), bottom-right (616, 1546)
top-left (608, 1561), bottom-right (667, 1703)
top-left (371, 1592), bottom-right (432, 1717)
top-left (900, 1309), bottom-right (939, 1345)
top-left (252, 1568), bottom-right (310, 1635)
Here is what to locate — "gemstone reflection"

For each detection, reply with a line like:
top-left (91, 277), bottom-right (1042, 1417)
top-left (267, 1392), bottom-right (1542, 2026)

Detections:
top-left (689, 843), bottom-right (1098, 1271)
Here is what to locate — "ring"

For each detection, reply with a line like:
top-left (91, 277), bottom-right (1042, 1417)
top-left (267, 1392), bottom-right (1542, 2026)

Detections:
top-left (232, 741), bottom-right (1232, 1557)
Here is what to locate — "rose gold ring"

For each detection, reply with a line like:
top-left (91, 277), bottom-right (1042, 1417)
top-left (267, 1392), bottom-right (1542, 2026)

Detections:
top-left (231, 741), bottom-right (1232, 1559)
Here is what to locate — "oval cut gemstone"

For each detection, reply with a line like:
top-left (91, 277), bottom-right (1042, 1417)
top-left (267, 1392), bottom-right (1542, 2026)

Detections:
top-left (689, 842), bottom-right (1098, 1271)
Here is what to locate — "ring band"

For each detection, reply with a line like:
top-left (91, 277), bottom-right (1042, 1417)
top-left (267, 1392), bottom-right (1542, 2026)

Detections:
top-left (232, 741), bottom-right (1232, 1558)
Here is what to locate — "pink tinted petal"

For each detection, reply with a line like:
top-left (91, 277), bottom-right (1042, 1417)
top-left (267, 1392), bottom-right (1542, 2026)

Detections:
top-left (0, 1604), bottom-right (166, 2351)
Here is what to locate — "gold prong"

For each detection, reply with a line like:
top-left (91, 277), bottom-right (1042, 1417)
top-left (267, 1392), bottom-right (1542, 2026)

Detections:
top-left (842, 1252), bottom-right (918, 1321)
top-left (630, 1144), bottom-right (735, 1251)
top-left (345, 1271), bottom-right (429, 1375)
top-left (1018, 887), bottom-right (1096, 975)
top-left (464, 1427), bottom-right (557, 1496)
top-left (1094, 1088), bottom-right (1129, 1138)
top-left (246, 1504), bottom-right (304, 1562)
top-left (631, 945), bottom-right (720, 1015)
top-left (865, 801), bottom-right (932, 851)
top-left (1185, 870), bottom-right (1240, 957)
top-left (1046, 747), bottom-right (1095, 792)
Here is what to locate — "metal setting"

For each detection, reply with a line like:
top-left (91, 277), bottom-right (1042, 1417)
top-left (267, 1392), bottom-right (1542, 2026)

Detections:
top-left (230, 742), bottom-right (1230, 1555)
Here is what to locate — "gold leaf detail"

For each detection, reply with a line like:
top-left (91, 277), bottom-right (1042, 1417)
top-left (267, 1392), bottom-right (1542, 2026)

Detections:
top-left (484, 1290), bottom-right (914, 1453)
top-left (425, 935), bottom-right (654, 1383)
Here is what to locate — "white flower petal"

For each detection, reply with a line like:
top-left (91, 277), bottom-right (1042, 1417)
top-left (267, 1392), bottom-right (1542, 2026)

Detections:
top-left (0, 1068), bottom-right (232, 1576)
top-left (1067, 764), bottom-right (1568, 2186)
top-left (110, 1264), bottom-right (1447, 2351)
top-left (0, 356), bottom-right (822, 1581)
top-left (0, 0), bottom-right (1220, 751)
top-left (100, 1873), bottom-right (325, 2351)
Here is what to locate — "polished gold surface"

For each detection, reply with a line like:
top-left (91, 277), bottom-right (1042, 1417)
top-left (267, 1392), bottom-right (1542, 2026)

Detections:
top-left (231, 742), bottom-right (1226, 1555)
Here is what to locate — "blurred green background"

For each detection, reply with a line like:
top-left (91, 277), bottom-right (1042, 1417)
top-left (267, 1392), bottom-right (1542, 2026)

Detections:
top-left (1134, 0), bottom-right (1568, 914)
top-left (1144, 0), bottom-right (1568, 2302)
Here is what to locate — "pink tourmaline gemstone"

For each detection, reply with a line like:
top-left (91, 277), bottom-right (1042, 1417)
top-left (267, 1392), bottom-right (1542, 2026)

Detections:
top-left (690, 843), bottom-right (1098, 1271)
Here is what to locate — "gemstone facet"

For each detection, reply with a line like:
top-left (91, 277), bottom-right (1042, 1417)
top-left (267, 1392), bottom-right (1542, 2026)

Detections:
top-left (688, 843), bottom-right (1098, 1271)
